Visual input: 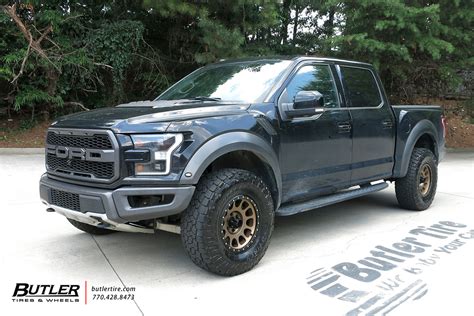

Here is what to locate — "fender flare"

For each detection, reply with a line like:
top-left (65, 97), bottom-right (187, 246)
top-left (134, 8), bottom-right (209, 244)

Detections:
top-left (179, 132), bottom-right (282, 207)
top-left (393, 119), bottom-right (439, 178)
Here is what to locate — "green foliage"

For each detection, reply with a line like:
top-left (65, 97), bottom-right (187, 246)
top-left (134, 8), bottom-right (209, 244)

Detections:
top-left (0, 0), bottom-right (472, 121)
top-left (19, 118), bottom-right (38, 131)
top-left (462, 99), bottom-right (474, 121)
top-left (195, 17), bottom-right (244, 64)
top-left (87, 20), bottom-right (145, 101)
top-left (328, 0), bottom-right (471, 98)
top-left (14, 87), bottom-right (63, 111)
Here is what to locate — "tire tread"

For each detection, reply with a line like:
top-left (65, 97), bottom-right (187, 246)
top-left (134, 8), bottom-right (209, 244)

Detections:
top-left (181, 168), bottom-right (274, 276)
top-left (395, 148), bottom-right (437, 211)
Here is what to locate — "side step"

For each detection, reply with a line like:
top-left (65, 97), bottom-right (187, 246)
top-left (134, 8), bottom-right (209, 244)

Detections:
top-left (276, 182), bottom-right (389, 216)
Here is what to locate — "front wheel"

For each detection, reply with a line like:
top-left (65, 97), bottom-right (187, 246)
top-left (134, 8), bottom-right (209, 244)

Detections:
top-left (181, 168), bottom-right (274, 276)
top-left (395, 148), bottom-right (438, 211)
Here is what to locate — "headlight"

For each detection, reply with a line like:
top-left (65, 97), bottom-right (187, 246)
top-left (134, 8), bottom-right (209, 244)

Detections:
top-left (131, 134), bottom-right (183, 175)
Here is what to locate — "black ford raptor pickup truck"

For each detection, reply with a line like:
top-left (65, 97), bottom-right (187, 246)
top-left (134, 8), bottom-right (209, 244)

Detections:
top-left (40, 56), bottom-right (445, 276)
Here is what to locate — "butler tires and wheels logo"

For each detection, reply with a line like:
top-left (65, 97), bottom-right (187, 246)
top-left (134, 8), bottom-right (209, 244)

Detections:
top-left (12, 283), bottom-right (81, 303)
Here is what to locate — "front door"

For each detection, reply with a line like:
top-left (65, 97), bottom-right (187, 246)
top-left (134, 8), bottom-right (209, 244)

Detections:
top-left (278, 63), bottom-right (352, 203)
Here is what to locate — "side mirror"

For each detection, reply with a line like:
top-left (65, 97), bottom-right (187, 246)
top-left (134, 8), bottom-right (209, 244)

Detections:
top-left (294, 91), bottom-right (324, 109)
top-left (282, 90), bottom-right (325, 119)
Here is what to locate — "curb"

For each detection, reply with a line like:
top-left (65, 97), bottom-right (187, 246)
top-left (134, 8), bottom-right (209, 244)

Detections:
top-left (0, 148), bottom-right (44, 155)
top-left (446, 147), bottom-right (474, 153)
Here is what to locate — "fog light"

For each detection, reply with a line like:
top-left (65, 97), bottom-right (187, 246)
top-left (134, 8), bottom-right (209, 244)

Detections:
top-left (128, 195), bottom-right (174, 208)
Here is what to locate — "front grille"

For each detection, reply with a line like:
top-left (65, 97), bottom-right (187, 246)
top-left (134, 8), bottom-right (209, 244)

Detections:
top-left (46, 154), bottom-right (114, 179)
top-left (47, 132), bottom-right (112, 149)
top-left (51, 189), bottom-right (81, 212)
top-left (45, 129), bottom-right (118, 183)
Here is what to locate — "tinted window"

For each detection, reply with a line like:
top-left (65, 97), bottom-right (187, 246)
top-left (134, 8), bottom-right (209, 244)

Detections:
top-left (286, 64), bottom-right (339, 108)
top-left (341, 67), bottom-right (382, 107)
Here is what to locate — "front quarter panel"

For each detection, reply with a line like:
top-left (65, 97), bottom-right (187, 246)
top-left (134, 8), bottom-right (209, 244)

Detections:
top-left (178, 131), bottom-right (282, 207)
top-left (167, 111), bottom-right (282, 206)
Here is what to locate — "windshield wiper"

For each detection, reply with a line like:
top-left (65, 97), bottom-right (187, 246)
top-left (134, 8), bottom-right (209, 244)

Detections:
top-left (187, 96), bottom-right (222, 102)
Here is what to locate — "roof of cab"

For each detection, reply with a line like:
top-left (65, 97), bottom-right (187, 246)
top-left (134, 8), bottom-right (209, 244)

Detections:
top-left (214, 55), bottom-right (372, 67)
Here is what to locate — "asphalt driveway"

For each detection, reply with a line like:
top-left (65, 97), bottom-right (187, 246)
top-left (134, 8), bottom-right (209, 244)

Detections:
top-left (1, 151), bottom-right (473, 316)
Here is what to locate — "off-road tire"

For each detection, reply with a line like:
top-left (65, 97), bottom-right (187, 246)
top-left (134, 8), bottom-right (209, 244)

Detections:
top-left (181, 168), bottom-right (274, 276)
top-left (67, 218), bottom-right (116, 235)
top-left (395, 148), bottom-right (438, 211)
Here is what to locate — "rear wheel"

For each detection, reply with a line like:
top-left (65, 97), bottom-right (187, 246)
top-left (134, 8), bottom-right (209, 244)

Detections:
top-left (181, 168), bottom-right (274, 276)
top-left (395, 148), bottom-right (438, 211)
top-left (67, 218), bottom-right (116, 235)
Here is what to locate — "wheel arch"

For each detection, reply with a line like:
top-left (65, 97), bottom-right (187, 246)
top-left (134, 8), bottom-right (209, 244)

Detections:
top-left (393, 119), bottom-right (439, 178)
top-left (180, 132), bottom-right (282, 208)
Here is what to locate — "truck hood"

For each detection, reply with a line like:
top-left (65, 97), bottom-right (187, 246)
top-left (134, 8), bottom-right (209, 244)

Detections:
top-left (51, 100), bottom-right (250, 133)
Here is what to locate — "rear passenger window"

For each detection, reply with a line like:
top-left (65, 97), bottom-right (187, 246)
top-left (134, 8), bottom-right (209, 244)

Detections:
top-left (341, 67), bottom-right (382, 108)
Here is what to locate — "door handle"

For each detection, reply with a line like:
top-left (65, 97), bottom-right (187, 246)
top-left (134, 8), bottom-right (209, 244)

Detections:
top-left (382, 120), bottom-right (393, 129)
top-left (337, 122), bottom-right (352, 133)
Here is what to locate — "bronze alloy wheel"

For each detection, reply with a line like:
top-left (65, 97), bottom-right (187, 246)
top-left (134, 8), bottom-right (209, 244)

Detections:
top-left (181, 168), bottom-right (275, 275)
top-left (419, 164), bottom-right (432, 197)
top-left (395, 148), bottom-right (438, 211)
top-left (221, 195), bottom-right (258, 251)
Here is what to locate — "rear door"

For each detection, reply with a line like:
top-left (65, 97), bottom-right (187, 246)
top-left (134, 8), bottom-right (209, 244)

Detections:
top-left (338, 65), bottom-right (395, 184)
top-left (278, 62), bottom-right (352, 203)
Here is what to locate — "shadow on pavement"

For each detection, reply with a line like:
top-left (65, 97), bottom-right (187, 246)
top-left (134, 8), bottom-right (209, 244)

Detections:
top-left (82, 189), bottom-right (414, 279)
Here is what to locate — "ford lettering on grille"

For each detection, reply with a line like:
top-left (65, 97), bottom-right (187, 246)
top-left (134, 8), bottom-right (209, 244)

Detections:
top-left (49, 145), bottom-right (115, 162)
top-left (45, 129), bottom-right (119, 183)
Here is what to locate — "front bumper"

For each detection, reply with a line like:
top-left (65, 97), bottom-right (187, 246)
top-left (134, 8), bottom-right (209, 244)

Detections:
top-left (39, 174), bottom-right (195, 224)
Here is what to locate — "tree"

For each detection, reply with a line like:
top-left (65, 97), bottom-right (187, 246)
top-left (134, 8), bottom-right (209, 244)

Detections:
top-left (328, 0), bottom-right (461, 99)
top-left (0, 0), bottom-right (168, 119)
top-left (0, 0), bottom-right (471, 121)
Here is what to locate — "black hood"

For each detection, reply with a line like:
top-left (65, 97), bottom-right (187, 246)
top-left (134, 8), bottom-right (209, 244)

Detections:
top-left (51, 100), bottom-right (250, 133)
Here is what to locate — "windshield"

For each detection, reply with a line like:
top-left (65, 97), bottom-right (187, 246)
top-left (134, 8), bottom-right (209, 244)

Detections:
top-left (157, 60), bottom-right (292, 103)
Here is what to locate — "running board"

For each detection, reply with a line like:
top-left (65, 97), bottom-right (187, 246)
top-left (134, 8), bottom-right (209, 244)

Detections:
top-left (276, 182), bottom-right (389, 216)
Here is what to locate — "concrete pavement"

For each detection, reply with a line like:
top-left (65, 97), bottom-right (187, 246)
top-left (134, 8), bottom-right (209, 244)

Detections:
top-left (1, 152), bottom-right (473, 316)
